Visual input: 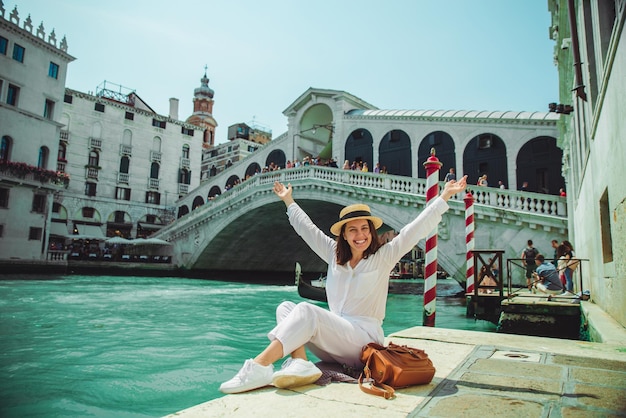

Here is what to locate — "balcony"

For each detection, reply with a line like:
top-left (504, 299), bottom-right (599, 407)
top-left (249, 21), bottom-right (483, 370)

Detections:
top-left (120, 144), bottom-right (132, 156)
top-left (89, 137), bottom-right (102, 149)
top-left (178, 183), bottom-right (189, 195)
top-left (57, 161), bottom-right (66, 172)
top-left (86, 167), bottom-right (99, 180)
top-left (60, 130), bottom-right (69, 143)
top-left (0, 160), bottom-right (69, 188)
top-left (117, 172), bottom-right (129, 183)
top-left (150, 150), bottom-right (162, 162)
top-left (180, 157), bottom-right (190, 169)
top-left (148, 177), bottom-right (160, 190)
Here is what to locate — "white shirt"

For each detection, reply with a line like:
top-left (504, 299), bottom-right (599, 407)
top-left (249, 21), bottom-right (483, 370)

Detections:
top-left (286, 198), bottom-right (449, 340)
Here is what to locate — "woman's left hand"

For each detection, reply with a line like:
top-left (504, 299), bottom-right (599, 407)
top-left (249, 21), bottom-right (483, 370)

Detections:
top-left (441, 175), bottom-right (468, 201)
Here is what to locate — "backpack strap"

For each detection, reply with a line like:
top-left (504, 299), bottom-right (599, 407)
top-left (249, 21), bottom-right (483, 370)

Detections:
top-left (358, 352), bottom-right (396, 399)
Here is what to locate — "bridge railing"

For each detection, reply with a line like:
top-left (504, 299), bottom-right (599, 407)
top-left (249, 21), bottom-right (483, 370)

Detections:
top-left (165, 166), bottom-right (566, 238)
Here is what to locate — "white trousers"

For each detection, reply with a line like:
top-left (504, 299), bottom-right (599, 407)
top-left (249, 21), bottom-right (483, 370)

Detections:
top-left (267, 301), bottom-right (374, 368)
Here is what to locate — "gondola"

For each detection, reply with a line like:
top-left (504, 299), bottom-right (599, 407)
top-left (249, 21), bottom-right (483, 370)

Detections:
top-left (295, 262), bottom-right (327, 302)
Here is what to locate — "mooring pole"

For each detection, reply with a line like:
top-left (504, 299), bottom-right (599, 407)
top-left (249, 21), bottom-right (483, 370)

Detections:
top-left (464, 192), bottom-right (475, 294)
top-left (423, 148), bottom-right (442, 327)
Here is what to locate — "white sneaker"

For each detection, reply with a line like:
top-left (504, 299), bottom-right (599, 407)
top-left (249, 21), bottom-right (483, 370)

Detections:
top-left (272, 358), bottom-right (322, 389)
top-left (219, 359), bottom-right (274, 394)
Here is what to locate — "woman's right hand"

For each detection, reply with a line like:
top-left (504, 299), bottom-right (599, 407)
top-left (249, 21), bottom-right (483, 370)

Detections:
top-left (273, 181), bottom-right (295, 206)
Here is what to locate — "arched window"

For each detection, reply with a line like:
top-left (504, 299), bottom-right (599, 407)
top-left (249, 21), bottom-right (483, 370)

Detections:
top-left (1, 136), bottom-right (12, 161)
top-left (58, 143), bottom-right (67, 161)
top-left (38, 146), bottom-right (49, 169)
top-left (150, 162), bottom-right (160, 179)
top-left (88, 150), bottom-right (99, 167)
top-left (179, 168), bottom-right (191, 185)
top-left (119, 156), bottom-right (130, 174)
top-left (182, 144), bottom-right (190, 158)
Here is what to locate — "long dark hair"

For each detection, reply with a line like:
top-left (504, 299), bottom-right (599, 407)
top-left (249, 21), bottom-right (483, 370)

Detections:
top-left (335, 219), bottom-right (383, 265)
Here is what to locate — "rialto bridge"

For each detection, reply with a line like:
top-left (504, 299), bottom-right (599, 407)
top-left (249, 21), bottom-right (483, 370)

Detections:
top-left (155, 166), bottom-right (568, 284)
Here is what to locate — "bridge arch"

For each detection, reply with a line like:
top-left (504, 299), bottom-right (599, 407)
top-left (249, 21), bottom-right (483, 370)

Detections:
top-left (246, 162), bottom-right (261, 178)
top-left (208, 185), bottom-right (221, 199)
top-left (379, 129), bottom-right (412, 176)
top-left (225, 174), bottom-right (240, 189)
top-left (417, 131), bottom-right (456, 180)
top-left (345, 129), bottom-right (373, 169)
top-left (177, 205), bottom-right (190, 218)
top-left (192, 196), bottom-right (204, 210)
top-left (516, 136), bottom-right (563, 194)
top-left (463, 133), bottom-right (507, 186)
top-left (266, 149), bottom-right (286, 169)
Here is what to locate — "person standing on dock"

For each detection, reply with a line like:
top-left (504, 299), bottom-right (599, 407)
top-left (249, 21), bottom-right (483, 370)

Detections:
top-left (531, 254), bottom-right (564, 295)
top-left (521, 240), bottom-right (539, 290)
top-left (219, 176), bottom-right (468, 394)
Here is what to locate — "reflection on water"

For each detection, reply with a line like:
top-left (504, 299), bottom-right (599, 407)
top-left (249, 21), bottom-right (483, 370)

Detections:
top-left (0, 275), bottom-right (495, 417)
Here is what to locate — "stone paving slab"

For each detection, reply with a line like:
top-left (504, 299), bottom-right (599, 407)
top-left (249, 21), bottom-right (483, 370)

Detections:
top-left (166, 326), bottom-right (626, 417)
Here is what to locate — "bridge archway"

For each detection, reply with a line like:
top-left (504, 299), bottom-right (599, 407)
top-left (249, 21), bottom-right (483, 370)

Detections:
top-left (345, 129), bottom-right (373, 169)
top-left (266, 149), bottom-right (286, 169)
top-left (516, 136), bottom-right (563, 194)
top-left (246, 162), bottom-right (261, 178)
top-left (192, 196), bottom-right (204, 210)
top-left (177, 205), bottom-right (190, 218)
top-left (225, 175), bottom-right (240, 189)
top-left (463, 133), bottom-right (507, 186)
top-left (379, 129), bottom-right (412, 176)
top-left (418, 131), bottom-right (456, 180)
top-left (208, 185), bottom-right (221, 199)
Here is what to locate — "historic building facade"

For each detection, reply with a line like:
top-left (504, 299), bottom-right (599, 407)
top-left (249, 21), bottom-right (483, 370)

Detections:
top-left (57, 83), bottom-right (204, 243)
top-left (549, 0), bottom-right (625, 327)
top-left (0, 5), bottom-right (74, 260)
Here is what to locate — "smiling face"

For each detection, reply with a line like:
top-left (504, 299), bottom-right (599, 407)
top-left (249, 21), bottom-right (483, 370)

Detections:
top-left (342, 219), bottom-right (372, 256)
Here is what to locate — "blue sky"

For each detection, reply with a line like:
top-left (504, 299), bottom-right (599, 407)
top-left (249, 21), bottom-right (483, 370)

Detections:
top-left (17, 0), bottom-right (557, 143)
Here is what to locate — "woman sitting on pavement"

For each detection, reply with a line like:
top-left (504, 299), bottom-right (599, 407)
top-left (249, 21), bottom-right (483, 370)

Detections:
top-left (219, 176), bottom-right (468, 394)
top-left (531, 254), bottom-right (564, 295)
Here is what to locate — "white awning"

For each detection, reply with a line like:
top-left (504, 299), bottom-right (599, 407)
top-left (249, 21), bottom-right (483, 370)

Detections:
top-left (49, 222), bottom-right (69, 237)
top-left (73, 224), bottom-right (105, 240)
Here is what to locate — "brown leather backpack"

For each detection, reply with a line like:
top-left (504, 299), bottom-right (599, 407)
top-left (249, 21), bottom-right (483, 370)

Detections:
top-left (358, 341), bottom-right (436, 399)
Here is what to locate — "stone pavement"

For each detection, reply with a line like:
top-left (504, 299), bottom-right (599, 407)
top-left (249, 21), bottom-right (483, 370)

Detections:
top-left (166, 304), bottom-right (626, 418)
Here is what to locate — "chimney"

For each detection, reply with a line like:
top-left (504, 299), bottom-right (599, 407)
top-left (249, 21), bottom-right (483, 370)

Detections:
top-left (169, 98), bottom-right (179, 120)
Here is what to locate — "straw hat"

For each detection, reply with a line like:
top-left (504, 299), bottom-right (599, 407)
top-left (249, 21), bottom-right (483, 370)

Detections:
top-left (330, 204), bottom-right (383, 236)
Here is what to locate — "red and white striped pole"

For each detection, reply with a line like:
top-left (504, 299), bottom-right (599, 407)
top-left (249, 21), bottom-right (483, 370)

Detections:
top-left (464, 192), bottom-right (475, 294)
top-left (423, 148), bottom-right (442, 327)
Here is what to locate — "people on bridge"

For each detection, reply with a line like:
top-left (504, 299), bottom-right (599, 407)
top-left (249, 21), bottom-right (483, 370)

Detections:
top-left (521, 239), bottom-right (539, 290)
top-left (219, 176), bottom-right (468, 394)
top-left (531, 254), bottom-right (564, 295)
top-left (444, 168), bottom-right (456, 182)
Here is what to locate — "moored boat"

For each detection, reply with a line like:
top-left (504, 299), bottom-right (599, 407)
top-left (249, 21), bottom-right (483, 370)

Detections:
top-left (295, 262), bottom-right (327, 302)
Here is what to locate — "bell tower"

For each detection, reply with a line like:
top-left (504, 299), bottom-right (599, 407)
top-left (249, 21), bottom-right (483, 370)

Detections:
top-left (186, 66), bottom-right (217, 148)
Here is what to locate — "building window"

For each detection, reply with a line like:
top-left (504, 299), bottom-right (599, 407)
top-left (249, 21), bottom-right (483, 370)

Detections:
top-left (64, 94), bottom-right (73, 104)
top-left (48, 62), bottom-right (59, 79)
top-left (44, 99), bottom-right (55, 120)
top-left (1, 136), bottom-right (11, 160)
top-left (0, 188), bottom-right (9, 208)
top-left (32, 194), bottom-right (46, 213)
top-left (29, 227), bottom-right (43, 241)
top-left (94, 102), bottom-right (105, 112)
top-left (182, 144), bottom-right (190, 158)
top-left (125, 111), bottom-right (134, 121)
top-left (12, 44), bottom-right (25, 63)
top-left (82, 207), bottom-right (95, 218)
top-left (115, 187), bottom-right (131, 201)
top-left (85, 182), bottom-right (97, 197)
top-left (0, 36), bottom-right (7, 55)
top-left (152, 119), bottom-right (166, 129)
top-left (88, 151), bottom-right (99, 167)
top-left (0, 224), bottom-right (3, 237)
top-left (146, 191), bottom-right (161, 205)
top-left (7, 84), bottom-right (19, 106)
top-left (150, 162), bottom-right (160, 179)
top-left (182, 127), bottom-right (194, 136)
top-left (38, 147), bottom-right (49, 169)
top-left (599, 189), bottom-right (614, 263)
top-left (58, 143), bottom-right (67, 161)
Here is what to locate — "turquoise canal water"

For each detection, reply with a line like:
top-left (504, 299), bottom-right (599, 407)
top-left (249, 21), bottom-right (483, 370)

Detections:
top-left (0, 275), bottom-right (495, 417)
